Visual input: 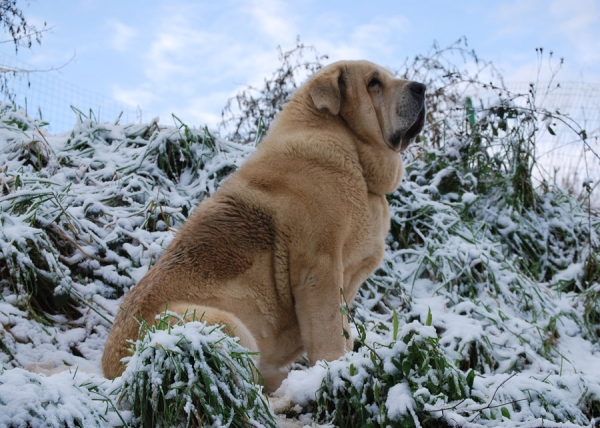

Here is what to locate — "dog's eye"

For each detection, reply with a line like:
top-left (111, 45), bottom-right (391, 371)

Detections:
top-left (368, 78), bottom-right (381, 89)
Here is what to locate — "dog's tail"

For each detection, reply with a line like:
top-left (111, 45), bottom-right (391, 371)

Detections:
top-left (101, 305), bottom-right (148, 380)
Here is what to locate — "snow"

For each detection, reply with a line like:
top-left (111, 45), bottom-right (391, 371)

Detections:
top-left (0, 102), bottom-right (599, 427)
top-left (386, 382), bottom-right (416, 420)
top-left (0, 367), bottom-right (121, 427)
top-left (271, 364), bottom-right (328, 409)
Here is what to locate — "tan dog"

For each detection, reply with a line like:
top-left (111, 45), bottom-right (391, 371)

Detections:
top-left (102, 60), bottom-right (425, 391)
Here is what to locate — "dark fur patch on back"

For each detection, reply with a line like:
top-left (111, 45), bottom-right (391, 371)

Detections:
top-left (164, 196), bottom-right (275, 280)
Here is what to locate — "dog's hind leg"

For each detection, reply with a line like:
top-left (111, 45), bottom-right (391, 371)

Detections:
top-left (167, 302), bottom-right (259, 356)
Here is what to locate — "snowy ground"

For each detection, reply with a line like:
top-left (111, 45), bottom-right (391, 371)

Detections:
top-left (1, 103), bottom-right (599, 427)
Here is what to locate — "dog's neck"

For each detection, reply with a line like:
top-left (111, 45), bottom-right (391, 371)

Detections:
top-left (352, 138), bottom-right (404, 196)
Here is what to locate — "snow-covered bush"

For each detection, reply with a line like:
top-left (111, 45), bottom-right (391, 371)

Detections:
top-left (316, 315), bottom-right (472, 427)
top-left (311, 44), bottom-right (600, 426)
top-left (110, 311), bottom-right (276, 428)
top-left (0, 104), bottom-right (252, 324)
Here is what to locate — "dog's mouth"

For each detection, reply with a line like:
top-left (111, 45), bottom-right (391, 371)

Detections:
top-left (388, 107), bottom-right (426, 152)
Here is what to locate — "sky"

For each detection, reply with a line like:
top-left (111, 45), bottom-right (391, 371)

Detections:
top-left (0, 0), bottom-right (599, 132)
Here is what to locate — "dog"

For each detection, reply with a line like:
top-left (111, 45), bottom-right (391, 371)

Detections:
top-left (102, 60), bottom-right (425, 392)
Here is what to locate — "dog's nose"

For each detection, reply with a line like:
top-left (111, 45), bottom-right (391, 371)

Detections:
top-left (408, 82), bottom-right (426, 99)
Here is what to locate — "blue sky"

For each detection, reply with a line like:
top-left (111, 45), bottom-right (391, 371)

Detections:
top-left (1, 0), bottom-right (599, 130)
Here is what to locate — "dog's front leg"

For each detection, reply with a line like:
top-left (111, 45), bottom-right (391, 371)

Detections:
top-left (292, 256), bottom-right (346, 365)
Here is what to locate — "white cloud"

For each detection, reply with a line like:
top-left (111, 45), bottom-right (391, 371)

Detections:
top-left (243, 0), bottom-right (298, 44)
top-left (307, 15), bottom-right (411, 69)
top-left (111, 85), bottom-right (158, 109)
top-left (490, 0), bottom-right (540, 38)
top-left (141, 7), bottom-right (282, 86)
top-left (175, 90), bottom-right (235, 129)
top-left (117, 4), bottom-right (292, 127)
top-left (107, 20), bottom-right (138, 53)
top-left (119, 4), bottom-right (419, 128)
top-left (352, 15), bottom-right (411, 47)
top-left (144, 23), bottom-right (199, 83)
top-left (485, 0), bottom-right (600, 82)
top-left (550, 0), bottom-right (600, 65)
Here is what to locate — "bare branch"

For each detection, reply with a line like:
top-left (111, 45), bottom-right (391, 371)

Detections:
top-left (0, 25), bottom-right (53, 45)
top-left (0, 51), bottom-right (76, 74)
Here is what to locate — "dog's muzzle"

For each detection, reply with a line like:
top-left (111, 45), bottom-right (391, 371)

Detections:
top-left (389, 81), bottom-right (426, 152)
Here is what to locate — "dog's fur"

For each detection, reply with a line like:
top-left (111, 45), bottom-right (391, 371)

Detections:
top-left (102, 60), bottom-right (425, 391)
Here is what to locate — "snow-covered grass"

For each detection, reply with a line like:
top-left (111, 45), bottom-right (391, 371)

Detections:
top-left (0, 53), bottom-right (599, 428)
top-left (110, 311), bottom-right (275, 427)
top-left (308, 126), bottom-right (600, 426)
top-left (0, 105), bottom-right (258, 426)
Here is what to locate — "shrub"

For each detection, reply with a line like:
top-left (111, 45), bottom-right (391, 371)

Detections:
top-left (316, 313), bottom-right (473, 427)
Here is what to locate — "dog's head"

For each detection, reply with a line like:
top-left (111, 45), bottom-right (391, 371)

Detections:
top-left (307, 60), bottom-right (426, 152)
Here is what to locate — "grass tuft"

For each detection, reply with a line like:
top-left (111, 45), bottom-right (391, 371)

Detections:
top-left (111, 311), bottom-right (276, 428)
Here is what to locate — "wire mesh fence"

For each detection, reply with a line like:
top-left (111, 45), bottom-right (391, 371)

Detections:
top-left (0, 55), bottom-right (140, 134)
top-left (506, 81), bottom-right (600, 193)
top-left (507, 82), bottom-right (600, 202)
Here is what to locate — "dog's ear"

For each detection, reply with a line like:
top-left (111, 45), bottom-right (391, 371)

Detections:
top-left (308, 65), bottom-right (343, 115)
